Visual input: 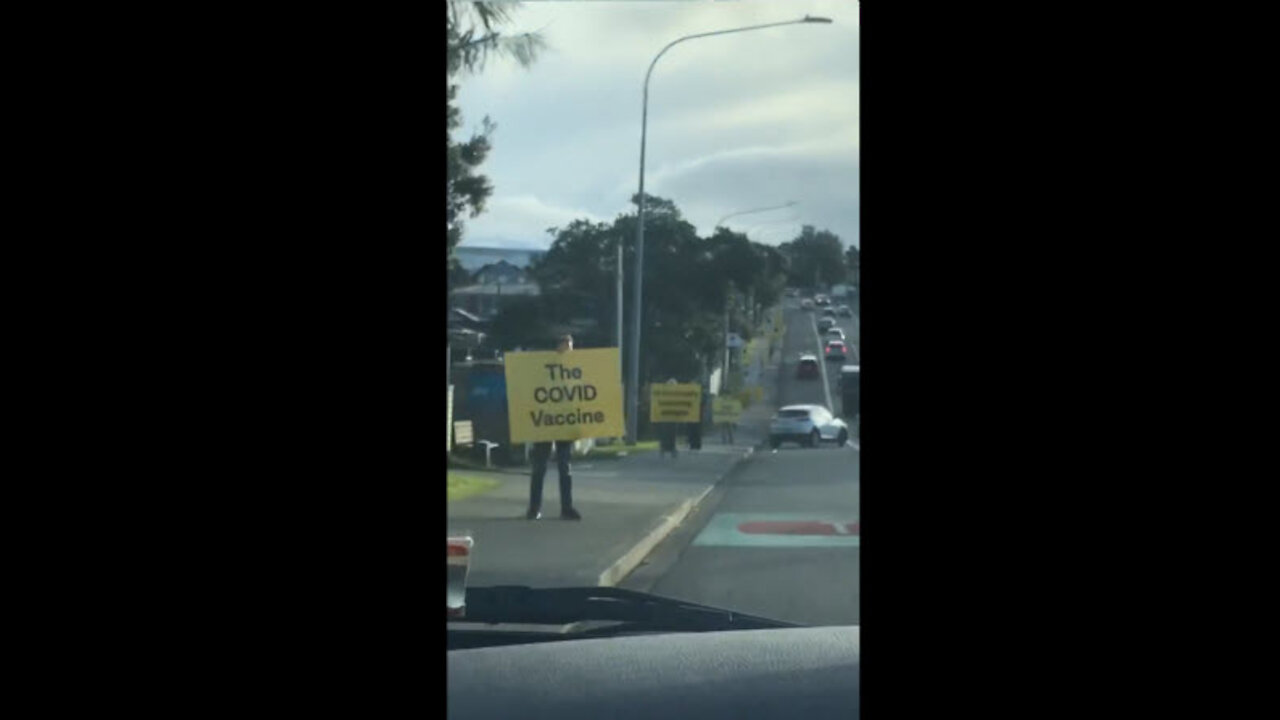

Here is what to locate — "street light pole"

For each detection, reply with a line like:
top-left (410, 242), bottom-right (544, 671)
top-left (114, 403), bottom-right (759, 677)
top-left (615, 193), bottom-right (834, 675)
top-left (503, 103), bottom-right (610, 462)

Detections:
top-left (625, 15), bottom-right (833, 445)
top-left (616, 237), bottom-right (623, 375)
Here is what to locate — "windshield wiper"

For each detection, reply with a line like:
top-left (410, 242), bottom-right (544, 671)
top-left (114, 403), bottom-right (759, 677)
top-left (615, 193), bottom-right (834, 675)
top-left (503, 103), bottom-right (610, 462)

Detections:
top-left (455, 585), bottom-right (802, 634)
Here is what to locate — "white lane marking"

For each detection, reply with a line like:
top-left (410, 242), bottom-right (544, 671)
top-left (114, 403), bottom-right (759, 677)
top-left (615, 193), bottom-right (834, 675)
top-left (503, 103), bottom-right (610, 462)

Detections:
top-left (810, 314), bottom-right (835, 412)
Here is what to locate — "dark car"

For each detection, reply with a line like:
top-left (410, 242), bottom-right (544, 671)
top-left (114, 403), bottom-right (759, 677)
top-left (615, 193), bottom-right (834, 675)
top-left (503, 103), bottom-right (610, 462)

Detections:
top-left (836, 305), bottom-right (853, 317)
top-left (817, 317), bottom-right (836, 332)
top-left (796, 354), bottom-right (820, 379)
top-left (840, 365), bottom-right (860, 420)
top-left (821, 307), bottom-right (836, 318)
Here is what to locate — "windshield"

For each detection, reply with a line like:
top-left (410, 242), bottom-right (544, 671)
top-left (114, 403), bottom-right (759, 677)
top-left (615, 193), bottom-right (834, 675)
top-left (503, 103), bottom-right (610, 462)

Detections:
top-left (448, 0), bottom-right (858, 632)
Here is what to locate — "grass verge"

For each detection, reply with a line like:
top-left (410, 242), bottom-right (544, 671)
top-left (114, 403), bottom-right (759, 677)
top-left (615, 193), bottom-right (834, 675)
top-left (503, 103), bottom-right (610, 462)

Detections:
top-left (447, 472), bottom-right (501, 501)
top-left (578, 440), bottom-right (660, 460)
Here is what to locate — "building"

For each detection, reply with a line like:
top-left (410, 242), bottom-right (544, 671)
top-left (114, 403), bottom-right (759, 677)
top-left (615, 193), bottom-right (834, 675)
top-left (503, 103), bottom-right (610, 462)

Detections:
top-left (472, 259), bottom-right (527, 286)
top-left (454, 246), bottom-right (546, 273)
top-left (450, 281), bottom-right (541, 320)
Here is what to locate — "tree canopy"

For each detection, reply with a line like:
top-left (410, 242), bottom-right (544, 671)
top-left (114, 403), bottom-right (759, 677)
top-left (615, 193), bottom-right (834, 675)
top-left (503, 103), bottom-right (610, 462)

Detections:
top-left (446, 2), bottom-right (545, 260)
top-left (778, 225), bottom-right (847, 289)
top-left (492, 194), bottom-right (790, 386)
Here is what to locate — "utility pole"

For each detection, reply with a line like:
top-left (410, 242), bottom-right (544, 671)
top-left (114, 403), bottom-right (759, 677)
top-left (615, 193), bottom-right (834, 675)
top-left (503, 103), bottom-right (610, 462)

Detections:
top-left (724, 287), bottom-right (732, 392)
top-left (616, 238), bottom-right (624, 376)
top-left (625, 15), bottom-right (834, 445)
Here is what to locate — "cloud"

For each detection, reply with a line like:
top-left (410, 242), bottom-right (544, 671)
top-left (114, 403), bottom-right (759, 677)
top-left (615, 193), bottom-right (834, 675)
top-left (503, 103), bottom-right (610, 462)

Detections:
top-left (461, 194), bottom-right (607, 248)
top-left (453, 0), bottom-right (859, 249)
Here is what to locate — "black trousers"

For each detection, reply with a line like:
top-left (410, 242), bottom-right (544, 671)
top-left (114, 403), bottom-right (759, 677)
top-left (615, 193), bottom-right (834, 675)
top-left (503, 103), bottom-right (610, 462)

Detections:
top-left (687, 422), bottom-right (702, 450)
top-left (720, 423), bottom-right (735, 444)
top-left (529, 440), bottom-right (573, 512)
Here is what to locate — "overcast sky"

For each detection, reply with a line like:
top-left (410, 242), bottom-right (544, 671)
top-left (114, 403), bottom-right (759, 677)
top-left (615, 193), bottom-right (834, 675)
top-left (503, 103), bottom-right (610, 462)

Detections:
top-left (453, 0), bottom-right (859, 250)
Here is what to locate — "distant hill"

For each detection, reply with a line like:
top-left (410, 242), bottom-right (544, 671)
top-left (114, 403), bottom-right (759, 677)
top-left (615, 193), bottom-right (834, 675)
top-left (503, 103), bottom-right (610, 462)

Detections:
top-left (455, 246), bottom-right (547, 272)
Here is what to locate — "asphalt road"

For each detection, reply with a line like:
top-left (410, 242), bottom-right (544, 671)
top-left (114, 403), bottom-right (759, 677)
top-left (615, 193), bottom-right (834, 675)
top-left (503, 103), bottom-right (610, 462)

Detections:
top-left (621, 299), bottom-right (860, 626)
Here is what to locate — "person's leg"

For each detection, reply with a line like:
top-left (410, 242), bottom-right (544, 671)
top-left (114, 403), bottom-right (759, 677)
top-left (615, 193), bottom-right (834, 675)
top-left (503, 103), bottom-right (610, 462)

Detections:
top-left (555, 440), bottom-right (580, 519)
top-left (528, 442), bottom-right (551, 517)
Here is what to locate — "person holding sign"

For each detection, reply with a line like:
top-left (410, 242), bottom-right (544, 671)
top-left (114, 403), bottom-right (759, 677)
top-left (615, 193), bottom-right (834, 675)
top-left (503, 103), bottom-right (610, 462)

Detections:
top-left (658, 379), bottom-right (680, 459)
top-left (713, 394), bottom-right (743, 445)
top-left (526, 334), bottom-right (583, 521)
top-left (720, 402), bottom-right (735, 445)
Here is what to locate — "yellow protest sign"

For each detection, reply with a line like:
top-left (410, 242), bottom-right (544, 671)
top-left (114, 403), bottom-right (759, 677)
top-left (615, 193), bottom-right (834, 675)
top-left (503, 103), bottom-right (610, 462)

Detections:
top-left (505, 348), bottom-right (624, 443)
top-left (712, 395), bottom-right (742, 424)
top-left (650, 383), bottom-right (702, 423)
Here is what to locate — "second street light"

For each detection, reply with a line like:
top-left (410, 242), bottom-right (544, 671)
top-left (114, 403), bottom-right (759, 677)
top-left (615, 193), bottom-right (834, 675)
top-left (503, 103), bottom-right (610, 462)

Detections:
top-left (624, 15), bottom-right (833, 444)
top-left (716, 201), bottom-right (798, 229)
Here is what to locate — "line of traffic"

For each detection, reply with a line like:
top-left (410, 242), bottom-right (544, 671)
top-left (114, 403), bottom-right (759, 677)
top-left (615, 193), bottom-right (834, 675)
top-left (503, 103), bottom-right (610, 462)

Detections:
top-left (809, 312), bottom-right (836, 412)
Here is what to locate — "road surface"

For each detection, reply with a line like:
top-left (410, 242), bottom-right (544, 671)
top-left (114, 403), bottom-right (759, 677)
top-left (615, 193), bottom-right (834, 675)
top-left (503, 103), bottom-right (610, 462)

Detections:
top-left (621, 299), bottom-right (860, 626)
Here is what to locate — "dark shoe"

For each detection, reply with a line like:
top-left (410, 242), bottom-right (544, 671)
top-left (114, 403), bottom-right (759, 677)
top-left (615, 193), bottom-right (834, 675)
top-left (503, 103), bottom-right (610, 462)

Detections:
top-left (560, 507), bottom-right (582, 521)
top-left (526, 508), bottom-right (542, 520)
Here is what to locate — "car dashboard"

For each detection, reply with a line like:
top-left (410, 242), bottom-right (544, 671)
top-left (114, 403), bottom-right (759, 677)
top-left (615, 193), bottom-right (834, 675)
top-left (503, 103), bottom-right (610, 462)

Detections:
top-left (447, 625), bottom-right (859, 719)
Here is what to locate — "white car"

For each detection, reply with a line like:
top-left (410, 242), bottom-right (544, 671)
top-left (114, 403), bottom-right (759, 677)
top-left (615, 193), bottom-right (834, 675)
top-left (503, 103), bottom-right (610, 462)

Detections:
top-left (768, 404), bottom-right (850, 449)
top-left (826, 327), bottom-right (845, 341)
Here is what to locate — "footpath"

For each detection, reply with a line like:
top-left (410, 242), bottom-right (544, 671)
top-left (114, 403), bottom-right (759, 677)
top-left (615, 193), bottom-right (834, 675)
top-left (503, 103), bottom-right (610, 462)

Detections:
top-left (447, 311), bottom-right (783, 590)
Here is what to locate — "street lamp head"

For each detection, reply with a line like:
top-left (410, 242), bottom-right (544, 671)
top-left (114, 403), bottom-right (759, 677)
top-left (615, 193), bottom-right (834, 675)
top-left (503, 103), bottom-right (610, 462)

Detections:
top-left (803, 16), bottom-right (834, 23)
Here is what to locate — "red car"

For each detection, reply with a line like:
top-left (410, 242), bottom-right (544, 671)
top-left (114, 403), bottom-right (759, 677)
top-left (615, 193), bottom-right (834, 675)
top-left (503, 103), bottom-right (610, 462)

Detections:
top-left (796, 354), bottom-right (820, 379)
top-left (824, 340), bottom-right (847, 361)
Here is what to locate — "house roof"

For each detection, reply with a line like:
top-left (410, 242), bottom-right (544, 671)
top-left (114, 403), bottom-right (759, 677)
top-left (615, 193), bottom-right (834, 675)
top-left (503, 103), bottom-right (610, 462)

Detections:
top-left (476, 259), bottom-right (523, 274)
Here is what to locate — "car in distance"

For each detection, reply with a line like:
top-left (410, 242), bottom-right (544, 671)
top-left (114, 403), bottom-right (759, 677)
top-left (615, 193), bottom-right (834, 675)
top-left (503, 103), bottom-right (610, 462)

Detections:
top-left (817, 317), bottom-right (836, 332)
top-left (836, 305), bottom-right (853, 317)
top-left (824, 340), bottom-right (847, 361)
top-left (796, 354), bottom-right (820, 380)
top-left (800, 298), bottom-right (815, 310)
top-left (769, 404), bottom-right (850, 448)
top-left (826, 327), bottom-right (846, 342)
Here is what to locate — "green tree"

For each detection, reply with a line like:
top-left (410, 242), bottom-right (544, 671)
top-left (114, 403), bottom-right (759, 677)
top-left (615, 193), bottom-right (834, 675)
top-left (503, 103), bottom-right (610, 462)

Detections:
top-left (448, 258), bottom-right (473, 289)
top-left (529, 219), bottom-right (621, 339)
top-left (447, 87), bottom-right (494, 257)
top-left (446, 2), bottom-right (546, 258)
top-left (489, 296), bottom-right (552, 351)
top-left (845, 243), bottom-right (860, 289)
top-left (779, 225), bottom-right (847, 289)
top-left (614, 194), bottom-right (723, 381)
top-left (516, 194), bottom-right (789, 389)
top-left (447, 2), bottom-right (546, 76)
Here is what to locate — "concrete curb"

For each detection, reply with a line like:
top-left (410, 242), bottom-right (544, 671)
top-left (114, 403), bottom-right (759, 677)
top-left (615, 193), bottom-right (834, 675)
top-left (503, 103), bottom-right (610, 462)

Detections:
top-left (595, 446), bottom-right (755, 587)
